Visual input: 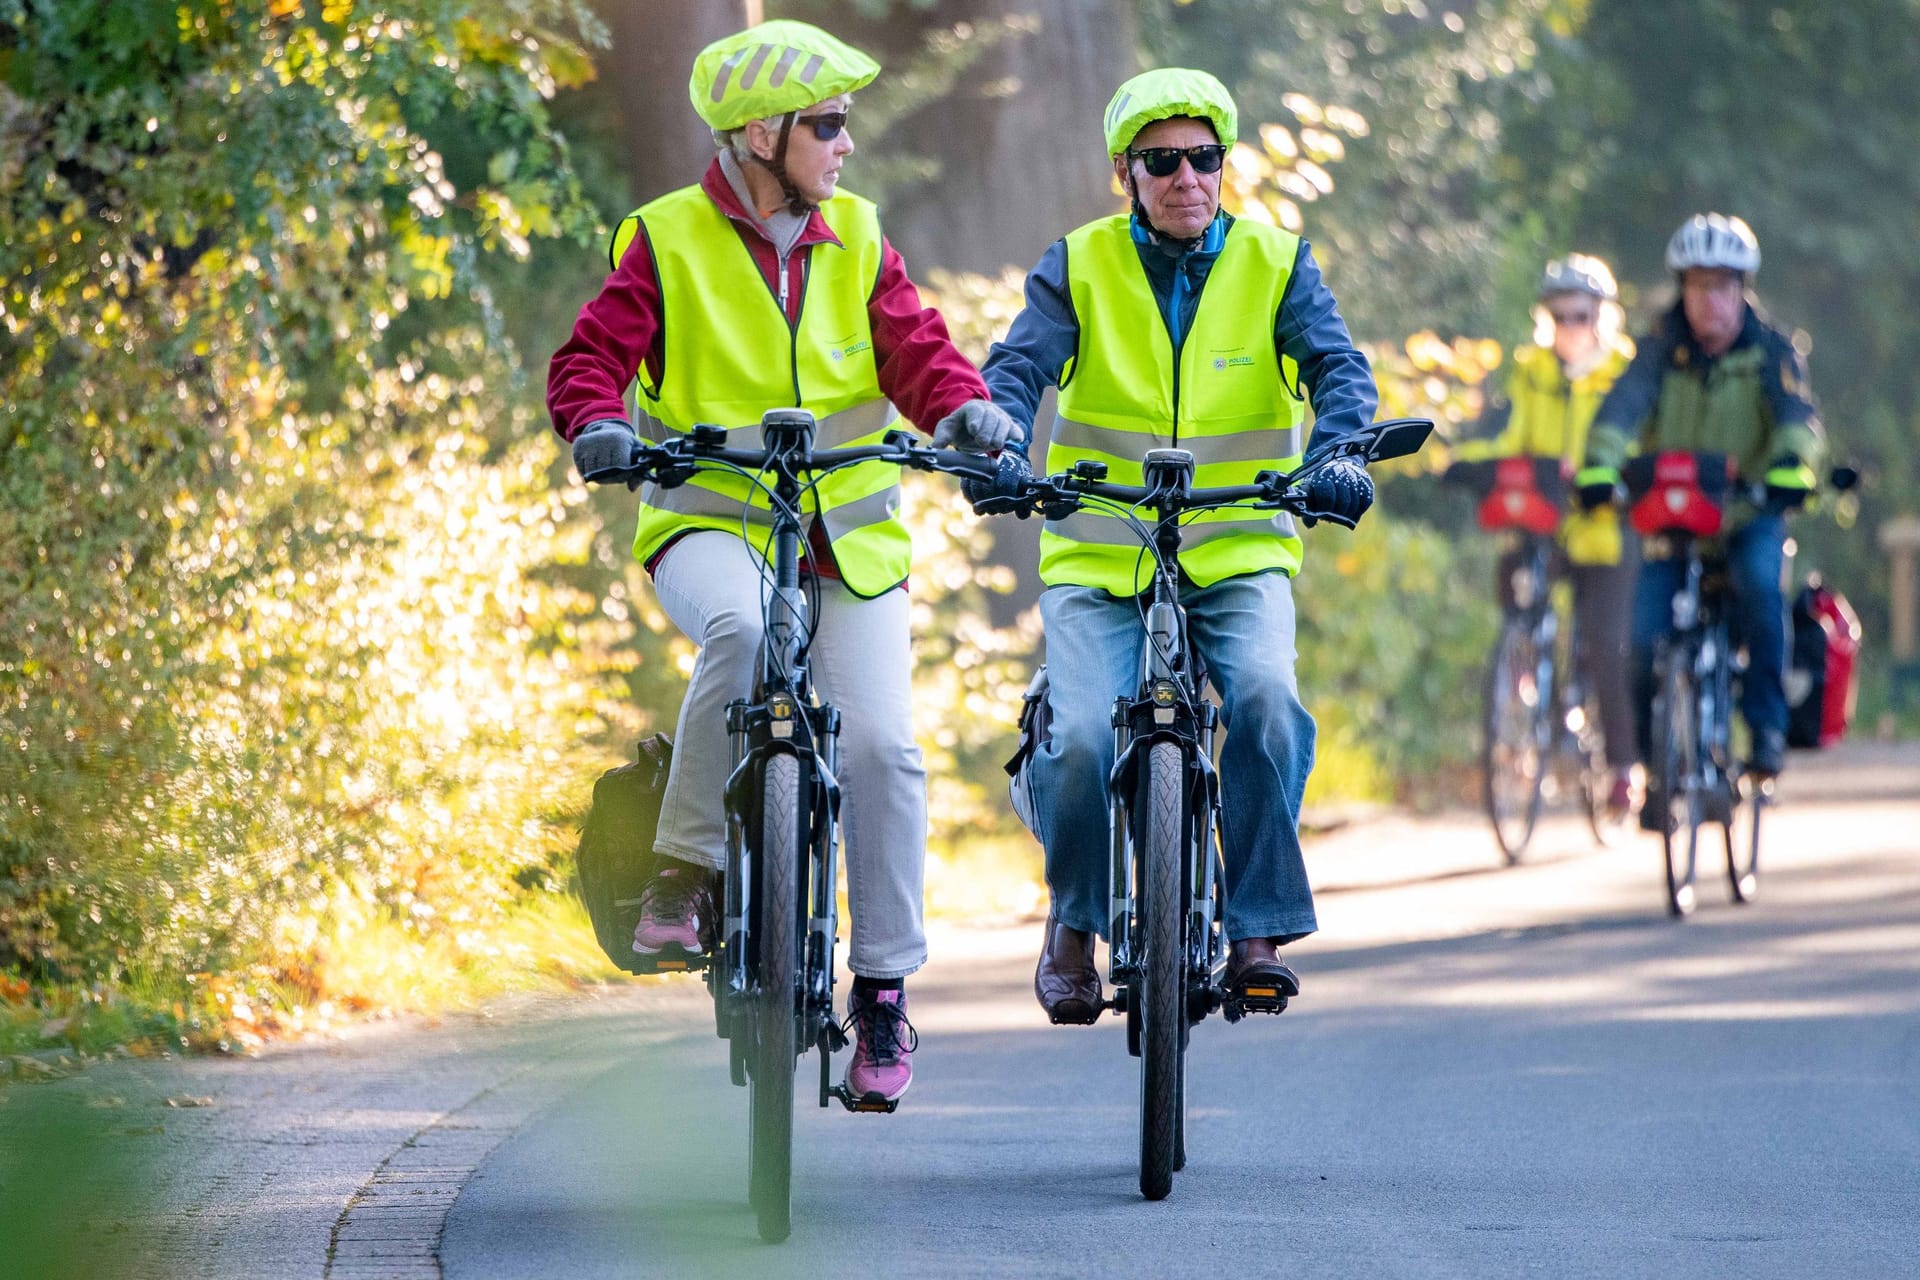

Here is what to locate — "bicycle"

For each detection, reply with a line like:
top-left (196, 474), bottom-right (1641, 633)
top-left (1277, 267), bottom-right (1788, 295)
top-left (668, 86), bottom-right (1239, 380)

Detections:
top-left (982, 417), bottom-right (1433, 1200)
top-left (1446, 457), bottom-right (1628, 862)
top-left (1620, 450), bottom-right (1851, 917)
top-left (589, 410), bottom-right (995, 1242)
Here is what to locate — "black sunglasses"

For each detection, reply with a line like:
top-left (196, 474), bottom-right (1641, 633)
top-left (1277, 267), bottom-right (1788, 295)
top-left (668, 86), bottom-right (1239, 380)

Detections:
top-left (794, 111), bottom-right (849, 142)
top-left (1128, 144), bottom-right (1228, 178)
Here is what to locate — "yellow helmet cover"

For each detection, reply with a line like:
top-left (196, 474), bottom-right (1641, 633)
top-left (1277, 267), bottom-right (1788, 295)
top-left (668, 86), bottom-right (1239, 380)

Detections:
top-left (689, 20), bottom-right (880, 132)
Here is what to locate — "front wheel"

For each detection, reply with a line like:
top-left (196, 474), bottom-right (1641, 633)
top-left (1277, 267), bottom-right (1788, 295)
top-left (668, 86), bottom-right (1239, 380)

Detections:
top-left (1576, 693), bottom-right (1631, 848)
top-left (1484, 617), bottom-right (1551, 864)
top-left (1726, 775), bottom-right (1766, 904)
top-left (1138, 741), bottom-right (1185, 1202)
top-left (748, 752), bottom-right (801, 1243)
top-left (1653, 653), bottom-right (1700, 918)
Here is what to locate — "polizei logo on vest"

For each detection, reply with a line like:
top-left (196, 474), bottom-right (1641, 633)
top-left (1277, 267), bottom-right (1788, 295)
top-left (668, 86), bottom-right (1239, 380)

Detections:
top-left (827, 336), bottom-right (872, 362)
top-left (1209, 346), bottom-right (1257, 371)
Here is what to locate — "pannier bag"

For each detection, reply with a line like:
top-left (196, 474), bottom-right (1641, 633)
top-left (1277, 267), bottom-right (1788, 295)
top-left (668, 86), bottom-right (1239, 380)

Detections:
top-left (576, 735), bottom-right (674, 974)
top-left (1786, 578), bottom-right (1861, 750)
top-left (1004, 666), bottom-right (1051, 835)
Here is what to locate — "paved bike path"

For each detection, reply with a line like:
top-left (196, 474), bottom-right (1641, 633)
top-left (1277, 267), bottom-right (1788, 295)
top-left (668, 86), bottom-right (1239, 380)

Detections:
top-left (441, 746), bottom-right (1920, 1280)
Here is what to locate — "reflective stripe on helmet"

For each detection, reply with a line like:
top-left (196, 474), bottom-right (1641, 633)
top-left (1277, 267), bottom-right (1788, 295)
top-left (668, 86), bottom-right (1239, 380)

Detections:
top-left (1664, 212), bottom-right (1760, 275)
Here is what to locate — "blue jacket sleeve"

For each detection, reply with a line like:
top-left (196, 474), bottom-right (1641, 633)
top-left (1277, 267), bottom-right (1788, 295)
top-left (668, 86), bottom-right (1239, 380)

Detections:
top-left (1585, 320), bottom-right (1674, 470)
top-left (982, 240), bottom-right (1079, 460)
top-left (1278, 240), bottom-right (1378, 462)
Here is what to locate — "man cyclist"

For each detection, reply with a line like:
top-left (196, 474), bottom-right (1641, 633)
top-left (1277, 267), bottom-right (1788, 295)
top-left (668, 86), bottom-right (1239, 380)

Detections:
top-left (977, 68), bottom-right (1379, 1023)
top-left (1576, 213), bottom-right (1825, 825)
top-left (1459, 255), bottom-right (1641, 816)
top-left (546, 19), bottom-right (1018, 1104)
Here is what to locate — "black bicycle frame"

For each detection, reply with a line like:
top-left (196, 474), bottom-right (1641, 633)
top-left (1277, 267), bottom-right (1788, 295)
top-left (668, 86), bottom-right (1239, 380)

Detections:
top-left (711, 414), bottom-right (846, 1070)
top-left (606, 416), bottom-right (998, 1106)
top-left (1104, 451), bottom-right (1227, 1010)
top-left (1648, 529), bottom-right (1740, 818)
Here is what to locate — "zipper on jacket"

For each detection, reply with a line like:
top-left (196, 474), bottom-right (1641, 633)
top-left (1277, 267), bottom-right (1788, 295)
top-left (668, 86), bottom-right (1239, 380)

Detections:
top-left (787, 253), bottom-right (810, 406)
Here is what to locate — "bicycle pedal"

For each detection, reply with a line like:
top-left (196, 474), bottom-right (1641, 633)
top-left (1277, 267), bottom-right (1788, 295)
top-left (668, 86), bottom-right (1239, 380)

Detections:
top-left (629, 950), bottom-right (710, 976)
top-left (1044, 1001), bottom-right (1105, 1026)
top-left (1222, 978), bottom-right (1294, 1021)
top-left (827, 1085), bottom-right (899, 1115)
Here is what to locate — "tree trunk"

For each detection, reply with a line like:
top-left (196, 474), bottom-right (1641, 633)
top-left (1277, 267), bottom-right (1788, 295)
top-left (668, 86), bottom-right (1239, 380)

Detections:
top-left (860, 0), bottom-right (1138, 273)
top-left (602, 0), bottom-right (757, 206)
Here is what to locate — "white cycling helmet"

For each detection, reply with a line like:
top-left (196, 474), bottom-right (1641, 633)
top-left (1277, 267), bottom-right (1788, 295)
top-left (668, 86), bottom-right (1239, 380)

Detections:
top-left (1538, 253), bottom-right (1618, 301)
top-left (1664, 212), bottom-right (1760, 275)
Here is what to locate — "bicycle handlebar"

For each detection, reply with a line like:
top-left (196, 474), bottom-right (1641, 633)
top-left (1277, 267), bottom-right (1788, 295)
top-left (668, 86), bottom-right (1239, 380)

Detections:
top-left (582, 426), bottom-right (1002, 491)
top-left (987, 416), bottom-right (1436, 531)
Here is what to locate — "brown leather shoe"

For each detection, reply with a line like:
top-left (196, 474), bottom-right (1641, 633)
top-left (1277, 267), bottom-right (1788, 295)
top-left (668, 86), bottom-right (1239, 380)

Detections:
top-left (1034, 914), bottom-right (1103, 1024)
top-left (1224, 938), bottom-right (1300, 1003)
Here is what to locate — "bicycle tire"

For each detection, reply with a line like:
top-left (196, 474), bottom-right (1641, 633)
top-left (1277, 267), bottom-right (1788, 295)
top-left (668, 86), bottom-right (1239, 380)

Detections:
top-left (1139, 741), bottom-right (1184, 1201)
top-left (1653, 653), bottom-right (1700, 918)
top-left (1483, 617), bottom-right (1550, 864)
top-left (1726, 778), bottom-right (1764, 904)
top-left (1578, 693), bottom-right (1630, 848)
top-left (748, 752), bottom-right (800, 1244)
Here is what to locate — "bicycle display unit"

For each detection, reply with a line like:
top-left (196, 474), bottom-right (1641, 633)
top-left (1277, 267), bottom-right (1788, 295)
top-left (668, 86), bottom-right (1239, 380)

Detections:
top-left (1447, 456), bottom-right (1626, 862)
top-left (981, 417), bottom-right (1433, 1200)
top-left (588, 411), bottom-right (995, 1242)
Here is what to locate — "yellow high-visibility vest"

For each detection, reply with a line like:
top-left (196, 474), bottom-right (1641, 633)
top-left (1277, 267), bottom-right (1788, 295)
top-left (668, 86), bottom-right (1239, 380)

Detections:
top-left (610, 184), bottom-right (908, 597)
top-left (1042, 215), bottom-right (1307, 594)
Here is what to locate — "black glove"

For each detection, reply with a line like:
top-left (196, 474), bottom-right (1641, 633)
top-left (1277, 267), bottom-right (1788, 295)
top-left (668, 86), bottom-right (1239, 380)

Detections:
top-left (1299, 457), bottom-right (1374, 528)
top-left (1764, 453), bottom-right (1816, 510)
top-left (1574, 465), bottom-right (1622, 511)
top-left (962, 450), bottom-right (1033, 517)
top-left (571, 418), bottom-right (640, 483)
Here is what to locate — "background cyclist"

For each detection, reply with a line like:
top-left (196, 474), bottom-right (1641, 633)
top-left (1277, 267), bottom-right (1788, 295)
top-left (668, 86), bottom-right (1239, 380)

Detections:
top-left (1576, 213), bottom-right (1826, 826)
top-left (1460, 254), bottom-right (1641, 817)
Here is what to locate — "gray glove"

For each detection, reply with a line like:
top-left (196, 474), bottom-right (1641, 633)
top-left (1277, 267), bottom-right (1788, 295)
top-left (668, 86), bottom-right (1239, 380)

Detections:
top-left (571, 418), bottom-right (640, 482)
top-left (930, 399), bottom-right (1021, 455)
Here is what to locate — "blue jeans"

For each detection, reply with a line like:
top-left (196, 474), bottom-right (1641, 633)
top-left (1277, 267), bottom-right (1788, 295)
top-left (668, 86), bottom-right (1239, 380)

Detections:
top-left (1031, 571), bottom-right (1319, 945)
top-left (1630, 515), bottom-right (1789, 760)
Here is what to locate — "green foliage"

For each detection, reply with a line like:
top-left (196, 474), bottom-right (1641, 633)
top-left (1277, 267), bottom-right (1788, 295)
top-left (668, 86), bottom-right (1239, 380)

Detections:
top-left (1298, 490), bottom-right (1500, 806)
top-left (1140, 0), bottom-right (1562, 338)
top-left (1497, 0), bottom-right (1920, 718)
top-left (0, 1), bottom-right (632, 1010)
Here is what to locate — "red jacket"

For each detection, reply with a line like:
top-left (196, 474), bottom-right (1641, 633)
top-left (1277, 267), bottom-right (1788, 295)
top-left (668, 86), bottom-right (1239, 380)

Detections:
top-left (547, 159), bottom-right (986, 442)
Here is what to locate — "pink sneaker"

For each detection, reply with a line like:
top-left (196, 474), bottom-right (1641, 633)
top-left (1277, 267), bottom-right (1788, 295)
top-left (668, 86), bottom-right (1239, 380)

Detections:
top-left (843, 987), bottom-right (917, 1103)
top-left (630, 862), bottom-right (713, 964)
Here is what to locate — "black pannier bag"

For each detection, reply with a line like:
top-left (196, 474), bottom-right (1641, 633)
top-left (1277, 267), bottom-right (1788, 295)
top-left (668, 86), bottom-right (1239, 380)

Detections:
top-left (1004, 666), bottom-right (1051, 835)
top-left (576, 735), bottom-right (673, 974)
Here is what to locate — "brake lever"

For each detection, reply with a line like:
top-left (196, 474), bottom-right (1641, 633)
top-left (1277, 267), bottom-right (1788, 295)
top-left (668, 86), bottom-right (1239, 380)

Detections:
top-left (1296, 507), bottom-right (1358, 531)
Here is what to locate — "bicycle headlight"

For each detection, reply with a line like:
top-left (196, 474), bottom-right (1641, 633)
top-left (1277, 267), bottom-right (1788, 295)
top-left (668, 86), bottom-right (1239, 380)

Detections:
top-left (1150, 680), bottom-right (1180, 724)
top-left (768, 694), bottom-right (797, 738)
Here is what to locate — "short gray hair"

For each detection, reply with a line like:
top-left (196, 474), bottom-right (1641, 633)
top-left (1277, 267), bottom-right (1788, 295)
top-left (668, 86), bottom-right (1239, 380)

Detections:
top-left (712, 114), bottom-right (784, 159)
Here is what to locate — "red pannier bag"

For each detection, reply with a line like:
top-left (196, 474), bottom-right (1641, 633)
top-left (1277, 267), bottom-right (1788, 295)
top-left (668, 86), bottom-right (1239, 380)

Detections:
top-left (1476, 456), bottom-right (1566, 535)
top-left (1630, 451), bottom-right (1730, 538)
top-left (1786, 577), bottom-right (1862, 749)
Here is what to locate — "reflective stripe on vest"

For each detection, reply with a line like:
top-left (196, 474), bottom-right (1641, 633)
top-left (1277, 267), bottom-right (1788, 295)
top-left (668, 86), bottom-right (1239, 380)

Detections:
top-left (1042, 215), bottom-right (1305, 594)
top-left (611, 185), bottom-right (909, 597)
